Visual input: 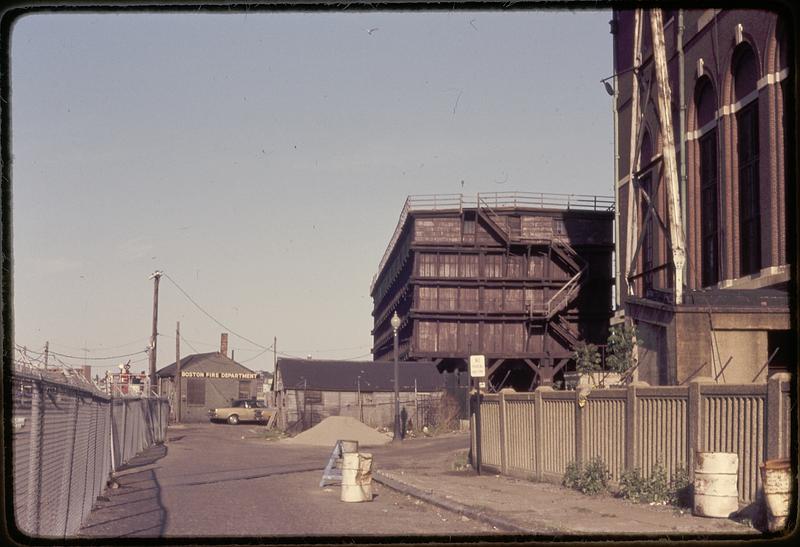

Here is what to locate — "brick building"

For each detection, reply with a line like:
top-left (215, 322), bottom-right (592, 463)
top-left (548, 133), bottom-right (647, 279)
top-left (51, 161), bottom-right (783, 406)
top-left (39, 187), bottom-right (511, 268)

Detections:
top-left (611, 9), bottom-right (792, 384)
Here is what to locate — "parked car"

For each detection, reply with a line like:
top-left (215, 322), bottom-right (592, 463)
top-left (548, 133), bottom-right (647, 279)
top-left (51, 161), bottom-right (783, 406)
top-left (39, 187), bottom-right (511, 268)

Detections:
top-left (208, 399), bottom-right (275, 425)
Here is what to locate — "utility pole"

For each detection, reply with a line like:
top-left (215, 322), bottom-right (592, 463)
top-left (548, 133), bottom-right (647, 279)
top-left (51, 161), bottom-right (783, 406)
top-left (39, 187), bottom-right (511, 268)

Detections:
top-left (43, 341), bottom-right (49, 369)
top-left (149, 270), bottom-right (163, 396)
top-left (273, 336), bottom-right (277, 369)
top-left (176, 321), bottom-right (182, 423)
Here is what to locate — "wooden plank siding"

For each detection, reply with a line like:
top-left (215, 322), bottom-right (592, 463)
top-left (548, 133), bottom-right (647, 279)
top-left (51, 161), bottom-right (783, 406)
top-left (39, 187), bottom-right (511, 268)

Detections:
top-left (372, 199), bottom-right (613, 390)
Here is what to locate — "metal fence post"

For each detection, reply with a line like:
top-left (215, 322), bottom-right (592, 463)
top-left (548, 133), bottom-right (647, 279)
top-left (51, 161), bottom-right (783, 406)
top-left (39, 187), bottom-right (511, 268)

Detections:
top-left (26, 379), bottom-right (44, 535)
top-left (121, 398), bottom-right (128, 465)
top-left (61, 393), bottom-right (80, 535)
top-left (499, 391), bottom-right (508, 474)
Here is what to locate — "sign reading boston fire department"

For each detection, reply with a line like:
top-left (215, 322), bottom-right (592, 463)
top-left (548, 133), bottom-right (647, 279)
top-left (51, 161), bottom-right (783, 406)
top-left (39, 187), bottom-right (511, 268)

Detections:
top-left (469, 355), bottom-right (486, 378)
top-left (181, 371), bottom-right (257, 379)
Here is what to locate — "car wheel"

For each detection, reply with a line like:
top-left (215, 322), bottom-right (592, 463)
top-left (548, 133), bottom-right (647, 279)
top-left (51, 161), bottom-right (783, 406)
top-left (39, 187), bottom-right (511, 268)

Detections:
top-left (227, 414), bottom-right (239, 425)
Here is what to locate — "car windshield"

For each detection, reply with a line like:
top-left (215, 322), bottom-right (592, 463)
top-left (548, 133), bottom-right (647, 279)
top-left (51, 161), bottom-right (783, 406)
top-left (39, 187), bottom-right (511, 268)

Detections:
top-left (232, 400), bottom-right (245, 408)
top-left (254, 401), bottom-right (266, 408)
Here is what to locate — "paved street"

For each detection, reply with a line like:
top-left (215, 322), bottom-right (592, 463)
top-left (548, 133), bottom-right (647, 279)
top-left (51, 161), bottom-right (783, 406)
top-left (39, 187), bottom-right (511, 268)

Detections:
top-left (78, 423), bottom-right (494, 538)
top-left (78, 423), bottom-right (759, 541)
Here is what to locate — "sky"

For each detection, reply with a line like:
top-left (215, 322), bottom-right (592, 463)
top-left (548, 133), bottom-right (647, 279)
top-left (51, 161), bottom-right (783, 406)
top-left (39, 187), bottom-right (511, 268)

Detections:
top-left (10, 7), bottom-right (614, 375)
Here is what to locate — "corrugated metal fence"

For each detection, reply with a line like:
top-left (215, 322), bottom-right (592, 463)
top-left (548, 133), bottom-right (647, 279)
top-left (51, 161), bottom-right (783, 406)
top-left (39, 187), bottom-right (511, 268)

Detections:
top-left (11, 371), bottom-right (169, 538)
top-left (473, 374), bottom-right (791, 504)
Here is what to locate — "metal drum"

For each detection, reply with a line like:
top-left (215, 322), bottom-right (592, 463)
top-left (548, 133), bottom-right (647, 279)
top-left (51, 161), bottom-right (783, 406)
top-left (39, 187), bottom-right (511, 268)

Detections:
top-left (693, 451), bottom-right (739, 518)
top-left (340, 452), bottom-right (373, 502)
top-left (760, 458), bottom-right (791, 531)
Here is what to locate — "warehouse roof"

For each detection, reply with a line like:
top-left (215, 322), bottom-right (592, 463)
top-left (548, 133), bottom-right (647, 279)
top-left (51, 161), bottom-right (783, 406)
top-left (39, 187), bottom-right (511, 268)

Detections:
top-left (274, 359), bottom-right (444, 392)
top-left (156, 352), bottom-right (256, 378)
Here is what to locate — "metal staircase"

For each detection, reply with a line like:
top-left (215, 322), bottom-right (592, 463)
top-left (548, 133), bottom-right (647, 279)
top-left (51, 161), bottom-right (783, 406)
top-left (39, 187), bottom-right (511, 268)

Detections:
top-left (545, 238), bottom-right (587, 320)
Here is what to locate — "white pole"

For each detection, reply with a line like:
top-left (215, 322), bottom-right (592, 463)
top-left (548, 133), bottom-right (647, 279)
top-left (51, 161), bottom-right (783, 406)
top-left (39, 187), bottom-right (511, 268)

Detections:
top-left (650, 8), bottom-right (686, 304)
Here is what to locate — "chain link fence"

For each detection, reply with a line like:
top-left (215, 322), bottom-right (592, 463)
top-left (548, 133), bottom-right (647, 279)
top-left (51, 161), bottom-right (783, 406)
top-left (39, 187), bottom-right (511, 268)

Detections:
top-left (11, 370), bottom-right (169, 538)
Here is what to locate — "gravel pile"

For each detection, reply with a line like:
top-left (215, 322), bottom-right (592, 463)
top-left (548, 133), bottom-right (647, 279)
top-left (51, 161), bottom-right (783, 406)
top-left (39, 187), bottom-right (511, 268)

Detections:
top-left (283, 416), bottom-right (393, 447)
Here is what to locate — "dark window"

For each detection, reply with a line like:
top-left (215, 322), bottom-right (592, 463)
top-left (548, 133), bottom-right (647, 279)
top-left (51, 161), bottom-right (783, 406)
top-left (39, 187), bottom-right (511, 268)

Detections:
top-left (305, 390), bottom-right (323, 404)
top-left (737, 101), bottom-right (761, 276)
top-left (186, 378), bottom-right (205, 406)
top-left (767, 331), bottom-right (795, 376)
top-left (734, 46), bottom-right (761, 276)
top-left (463, 218), bottom-right (476, 236)
top-left (640, 173), bottom-right (654, 294)
top-left (700, 129), bottom-right (720, 286)
top-left (238, 381), bottom-right (251, 399)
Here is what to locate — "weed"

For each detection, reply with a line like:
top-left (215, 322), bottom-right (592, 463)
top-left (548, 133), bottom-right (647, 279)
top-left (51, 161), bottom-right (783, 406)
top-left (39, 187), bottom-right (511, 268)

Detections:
top-left (562, 457), bottom-right (610, 495)
top-left (452, 449), bottom-right (470, 471)
top-left (431, 393), bottom-right (462, 434)
top-left (618, 462), bottom-right (691, 507)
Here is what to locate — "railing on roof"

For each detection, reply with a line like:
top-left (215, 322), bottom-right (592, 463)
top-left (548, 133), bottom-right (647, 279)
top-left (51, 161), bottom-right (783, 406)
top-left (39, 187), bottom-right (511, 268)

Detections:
top-left (370, 191), bottom-right (614, 293)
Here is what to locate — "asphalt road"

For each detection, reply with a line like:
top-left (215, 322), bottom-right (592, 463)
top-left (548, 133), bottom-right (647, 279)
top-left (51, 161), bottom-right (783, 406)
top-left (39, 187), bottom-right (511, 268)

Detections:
top-left (78, 423), bottom-right (495, 539)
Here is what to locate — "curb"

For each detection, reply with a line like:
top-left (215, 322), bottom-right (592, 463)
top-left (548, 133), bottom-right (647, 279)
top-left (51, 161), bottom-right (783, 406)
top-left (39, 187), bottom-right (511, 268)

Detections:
top-left (373, 470), bottom-right (537, 534)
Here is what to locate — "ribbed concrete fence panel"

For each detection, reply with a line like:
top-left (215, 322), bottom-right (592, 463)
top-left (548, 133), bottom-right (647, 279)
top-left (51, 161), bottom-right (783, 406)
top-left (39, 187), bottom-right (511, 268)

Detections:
top-left (472, 374), bottom-right (791, 505)
top-left (582, 391), bottom-right (626, 481)
top-left (636, 389), bottom-right (688, 478)
top-left (480, 400), bottom-right (502, 468)
top-left (701, 385), bottom-right (766, 503)
top-left (505, 396), bottom-right (536, 476)
top-left (539, 396), bottom-right (575, 479)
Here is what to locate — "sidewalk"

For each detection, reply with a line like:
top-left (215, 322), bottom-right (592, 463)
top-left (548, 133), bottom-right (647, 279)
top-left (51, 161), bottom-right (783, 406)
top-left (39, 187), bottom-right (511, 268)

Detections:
top-left (369, 433), bottom-right (764, 538)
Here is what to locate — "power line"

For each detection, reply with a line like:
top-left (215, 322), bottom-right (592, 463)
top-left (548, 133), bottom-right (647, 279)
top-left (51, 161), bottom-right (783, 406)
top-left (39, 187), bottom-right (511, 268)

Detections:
top-left (162, 273), bottom-right (269, 350)
top-left (240, 347), bottom-right (270, 364)
top-left (47, 348), bottom-right (148, 361)
top-left (279, 344), bottom-right (371, 353)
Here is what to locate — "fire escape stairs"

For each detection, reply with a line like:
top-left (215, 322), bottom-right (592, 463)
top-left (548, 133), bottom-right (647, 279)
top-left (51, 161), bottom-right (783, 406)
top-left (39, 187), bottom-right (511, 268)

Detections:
top-left (476, 207), bottom-right (512, 246)
top-left (549, 315), bottom-right (579, 348)
top-left (545, 239), bottom-right (587, 320)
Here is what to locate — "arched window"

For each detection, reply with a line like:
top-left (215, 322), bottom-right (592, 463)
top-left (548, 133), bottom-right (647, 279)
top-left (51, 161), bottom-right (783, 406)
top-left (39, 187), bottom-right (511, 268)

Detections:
top-left (696, 77), bottom-right (719, 286)
top-left (734, 45), bottom-right (761, 276)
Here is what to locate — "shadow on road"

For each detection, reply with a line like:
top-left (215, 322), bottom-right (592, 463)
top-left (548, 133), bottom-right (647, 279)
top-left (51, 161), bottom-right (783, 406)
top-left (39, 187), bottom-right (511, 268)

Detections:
top-left (78, 443), bottom-right (169, 538)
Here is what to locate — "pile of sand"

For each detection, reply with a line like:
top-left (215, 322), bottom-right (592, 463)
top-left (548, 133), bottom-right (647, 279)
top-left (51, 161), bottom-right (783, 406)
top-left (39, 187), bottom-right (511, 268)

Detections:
top-left (283, 416), bottom-right (392, 447)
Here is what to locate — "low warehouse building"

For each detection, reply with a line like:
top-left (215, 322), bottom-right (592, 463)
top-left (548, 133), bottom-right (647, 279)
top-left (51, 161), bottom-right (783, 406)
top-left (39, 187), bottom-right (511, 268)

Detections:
top-left (273, 358), bottom-right (449, 432)
top-left (156, 334), bottom-right (259, 422)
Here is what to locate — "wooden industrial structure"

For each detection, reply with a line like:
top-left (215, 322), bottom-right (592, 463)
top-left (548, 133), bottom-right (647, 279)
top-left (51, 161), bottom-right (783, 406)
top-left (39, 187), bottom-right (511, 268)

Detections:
top-left (371, 192), bottom-right (614, 391)
top-left (612, 8), bottom-right (792, 384)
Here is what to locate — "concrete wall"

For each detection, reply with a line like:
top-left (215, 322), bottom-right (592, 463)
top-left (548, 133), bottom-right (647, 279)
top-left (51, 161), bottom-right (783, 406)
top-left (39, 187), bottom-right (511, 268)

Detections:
top-left (627, 298), bottom-right (789, 386)
top-left (475, 374), bottom-right (792, 504)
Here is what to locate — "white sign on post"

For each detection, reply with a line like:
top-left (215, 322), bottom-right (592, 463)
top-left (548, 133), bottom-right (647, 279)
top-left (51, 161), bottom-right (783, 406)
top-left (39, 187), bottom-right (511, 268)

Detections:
top-left (469, 355), bottom-right (486, 378)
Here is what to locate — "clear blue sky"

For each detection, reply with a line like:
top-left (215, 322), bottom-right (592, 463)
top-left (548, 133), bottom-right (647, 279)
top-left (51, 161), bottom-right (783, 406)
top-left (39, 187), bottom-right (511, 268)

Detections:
top-left (11, 8), bottom-right (614, 375)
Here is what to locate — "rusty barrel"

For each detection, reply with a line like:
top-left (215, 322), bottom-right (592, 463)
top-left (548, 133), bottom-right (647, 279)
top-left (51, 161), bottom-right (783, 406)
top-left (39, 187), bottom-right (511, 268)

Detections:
top-left (693, 452), bottom-right (739, 518)
top-left (760, 458), bottom-right (791, 531)
top-left (341, 452), bottom-right (373, 502)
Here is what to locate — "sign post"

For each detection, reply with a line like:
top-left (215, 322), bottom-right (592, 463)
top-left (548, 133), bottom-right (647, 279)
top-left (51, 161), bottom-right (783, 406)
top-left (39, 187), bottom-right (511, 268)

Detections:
top-left (469, 355), bottom-right (486, 475)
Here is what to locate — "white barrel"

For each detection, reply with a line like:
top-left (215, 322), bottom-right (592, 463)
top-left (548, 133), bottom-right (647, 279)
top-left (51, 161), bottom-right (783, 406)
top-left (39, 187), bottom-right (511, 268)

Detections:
top-left (760, 458), bottom-right (791, 531)
top-left (693, 452), bottom-right (739, 518)
top-left (341, 452), bottom-right (373, 502)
